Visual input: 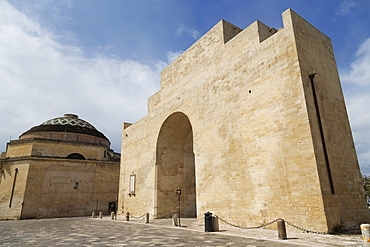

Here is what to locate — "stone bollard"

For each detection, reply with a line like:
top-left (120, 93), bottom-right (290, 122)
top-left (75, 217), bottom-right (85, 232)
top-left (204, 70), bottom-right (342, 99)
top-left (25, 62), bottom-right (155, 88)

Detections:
top-left (213, 216), bottom-right (219, 232)
top-left (277, 219), bottom-right (287, 240)
top-left (99, 211), bottom-right (102, 219)
top-left (111, 212), bottom-right (115, 220)
top-left (145, 212), bottom-right (149, 223)
top-left (361, 224), bottom-right (370, 247)
top-left (92, 211), bottom-right (95, 218)
top-left (172, 214), bottom-right (178, 226)
top-left (126, 212), bottom-right (130, 221)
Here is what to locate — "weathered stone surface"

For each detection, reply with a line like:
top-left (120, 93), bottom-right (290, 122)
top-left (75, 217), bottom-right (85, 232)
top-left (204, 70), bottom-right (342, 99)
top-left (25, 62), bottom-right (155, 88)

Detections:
top-left (0, 114), bottom-right (120, 219)
top-left (118, 9), bottom-right (369, 232)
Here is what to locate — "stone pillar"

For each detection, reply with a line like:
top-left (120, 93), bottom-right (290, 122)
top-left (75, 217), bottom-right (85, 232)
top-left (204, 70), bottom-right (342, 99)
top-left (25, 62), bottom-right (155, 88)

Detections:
top-left (277, 219), bottom-right (287, 240)
top-left (172, 214), bottom-right (178, 226)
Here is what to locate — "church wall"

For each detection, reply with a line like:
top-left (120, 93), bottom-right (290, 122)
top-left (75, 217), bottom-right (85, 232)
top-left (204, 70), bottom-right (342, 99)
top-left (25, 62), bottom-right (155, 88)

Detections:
top-left (0, 158), bottom-right (119, 219)
top-left (20, 158), bottom-right (119, 219)
top-left (119, 9), bottom-right (367, 232)
top-left (30, 141), bottom-right (106, 160)
top-left (20, 132), bottom-right (110, 148)
top-left (0, 162), bottom-right (29, 219)
top-left (6, 142), bottom-right (33, 158)
top-left (6, 140), bottom-right (107, 160)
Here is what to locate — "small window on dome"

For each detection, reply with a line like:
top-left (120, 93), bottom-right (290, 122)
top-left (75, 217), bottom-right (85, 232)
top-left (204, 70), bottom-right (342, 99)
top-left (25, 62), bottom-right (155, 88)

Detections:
top-left (66, 153), bottom-right (85, 160)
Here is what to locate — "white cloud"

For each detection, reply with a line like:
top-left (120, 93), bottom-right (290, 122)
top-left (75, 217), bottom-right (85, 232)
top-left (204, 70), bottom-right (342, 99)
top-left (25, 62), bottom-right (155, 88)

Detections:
top-left (341, 38), bottom-right (370, 86)
top-left (10, 0), bottom-right (74, 23)
top-left (336, 0), bottom-right (358, 16)
top-left (166, 50), bottom-right (183, 64)
top-left (0, 1), bottom-right (161, 152)
top-left (341, 37), bottom-right (370, 175)
top-left (176, 24), bottom-right (200, 40)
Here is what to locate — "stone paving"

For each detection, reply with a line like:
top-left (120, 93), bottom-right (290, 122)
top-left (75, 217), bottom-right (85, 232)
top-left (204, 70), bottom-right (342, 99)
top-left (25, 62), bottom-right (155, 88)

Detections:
top-left (0, 216), bottom-right (365, 246)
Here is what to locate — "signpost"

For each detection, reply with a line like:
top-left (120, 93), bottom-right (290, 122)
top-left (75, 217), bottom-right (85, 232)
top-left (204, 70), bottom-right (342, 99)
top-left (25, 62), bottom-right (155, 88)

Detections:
top-left (176, 188), bottom-right (181, 227)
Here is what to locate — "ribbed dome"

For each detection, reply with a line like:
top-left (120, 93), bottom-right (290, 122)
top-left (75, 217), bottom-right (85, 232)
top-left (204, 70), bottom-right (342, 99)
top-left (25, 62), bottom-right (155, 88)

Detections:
top-left (19, 114), bottom-right (109, 142)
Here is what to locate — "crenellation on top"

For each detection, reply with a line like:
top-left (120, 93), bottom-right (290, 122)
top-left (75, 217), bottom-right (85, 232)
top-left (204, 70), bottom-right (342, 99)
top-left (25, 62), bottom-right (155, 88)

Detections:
top-left (160, 15), bottom-right (284, 92)
top-left (221, 19), bottom-right (243, 44)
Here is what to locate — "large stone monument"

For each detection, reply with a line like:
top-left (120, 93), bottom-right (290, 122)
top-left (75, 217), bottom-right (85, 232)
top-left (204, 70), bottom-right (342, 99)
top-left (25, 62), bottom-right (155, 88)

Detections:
top-left (118, 9), bottom-right (369, 232)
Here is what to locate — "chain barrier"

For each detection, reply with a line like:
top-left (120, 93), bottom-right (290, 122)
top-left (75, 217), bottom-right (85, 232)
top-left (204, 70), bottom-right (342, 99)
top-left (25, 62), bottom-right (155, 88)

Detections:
top-left (342, 223), bottom-right (361, 233)
top-left (128, 213), bottom-right (146, 219)
top-left (215, 215), bottom-right (282, 230)
top-left (214, 215), bottom-right (359, 235)
top-left (282, 218), bottom-right (328, 235)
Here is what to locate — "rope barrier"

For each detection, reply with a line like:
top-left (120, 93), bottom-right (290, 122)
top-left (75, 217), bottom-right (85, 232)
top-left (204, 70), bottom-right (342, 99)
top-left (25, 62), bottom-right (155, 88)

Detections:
top-left (214, 215), bottom-right (360, 235)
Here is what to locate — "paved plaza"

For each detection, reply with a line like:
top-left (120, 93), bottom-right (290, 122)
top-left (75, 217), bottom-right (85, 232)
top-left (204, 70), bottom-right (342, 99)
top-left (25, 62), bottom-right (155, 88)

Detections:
top-left (0, 216), bottom-right (365, 246)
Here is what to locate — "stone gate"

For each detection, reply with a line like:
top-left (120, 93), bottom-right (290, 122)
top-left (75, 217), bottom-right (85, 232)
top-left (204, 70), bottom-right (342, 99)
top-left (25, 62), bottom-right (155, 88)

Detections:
top-left (118, 9), bottom-right (369, 232)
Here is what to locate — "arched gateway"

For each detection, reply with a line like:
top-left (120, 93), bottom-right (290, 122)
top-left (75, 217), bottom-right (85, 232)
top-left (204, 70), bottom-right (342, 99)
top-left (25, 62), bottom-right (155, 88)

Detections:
top-left (119, 10), bottom-right (370, 232)
top-left (155, 112), bottom-right (196, 218)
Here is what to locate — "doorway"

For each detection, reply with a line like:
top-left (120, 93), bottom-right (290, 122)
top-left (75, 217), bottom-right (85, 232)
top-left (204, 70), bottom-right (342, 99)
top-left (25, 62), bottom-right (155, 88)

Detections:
top-left (155, 112), bottom-right (196, 218)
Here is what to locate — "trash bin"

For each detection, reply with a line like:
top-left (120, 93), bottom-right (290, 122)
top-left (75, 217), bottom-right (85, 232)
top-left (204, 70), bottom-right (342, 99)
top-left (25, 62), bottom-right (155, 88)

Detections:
top-left (361, 224), bottom-right (370, 246)
top-left (204, 212), bottom-right (213, 232)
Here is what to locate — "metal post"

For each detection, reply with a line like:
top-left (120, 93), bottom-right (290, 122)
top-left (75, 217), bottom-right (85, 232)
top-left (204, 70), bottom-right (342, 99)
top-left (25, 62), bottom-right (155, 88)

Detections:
top-left (176, 187), bottom-right (181, 227)
top-left (277, 219), bottom-right (287, 240)
top-left (178, 193), bottom-right (181, 227)
top-left (96, 198), bottom-right (98, 215)
top-left (115, 195), bottom-right (118, 219)
top-left (145, 212), bottom-right (149, 223)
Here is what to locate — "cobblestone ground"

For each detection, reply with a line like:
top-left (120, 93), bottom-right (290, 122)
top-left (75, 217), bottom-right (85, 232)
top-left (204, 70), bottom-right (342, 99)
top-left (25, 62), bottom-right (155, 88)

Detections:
top-left (0, 217), bottom-right (302, 246)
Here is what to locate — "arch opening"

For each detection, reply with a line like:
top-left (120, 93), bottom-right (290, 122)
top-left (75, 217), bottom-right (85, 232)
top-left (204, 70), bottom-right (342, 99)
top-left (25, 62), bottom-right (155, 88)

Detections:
top-left (155, 112), bottom-right (196, 218)
top-left (66, 153), bottom-right (85, 160)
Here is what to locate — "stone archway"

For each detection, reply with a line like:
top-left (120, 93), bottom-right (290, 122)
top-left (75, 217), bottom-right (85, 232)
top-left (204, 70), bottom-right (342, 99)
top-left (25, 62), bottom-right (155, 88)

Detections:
top-left (155, 112), bottom-right (196, 218)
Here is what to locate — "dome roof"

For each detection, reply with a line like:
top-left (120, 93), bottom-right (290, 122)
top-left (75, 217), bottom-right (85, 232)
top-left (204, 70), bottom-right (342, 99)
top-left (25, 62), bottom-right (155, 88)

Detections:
top-left (19, 114), bottom-right (109, 141)
top-left (40, 114), bottom-right (96, 130)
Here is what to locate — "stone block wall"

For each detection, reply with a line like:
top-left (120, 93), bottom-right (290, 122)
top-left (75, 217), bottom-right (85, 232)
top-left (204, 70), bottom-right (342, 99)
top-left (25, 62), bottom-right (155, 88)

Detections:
top-left (0, 158), bottom-right (119, 219)
top-left (118, 9), bottom-right (369, 232)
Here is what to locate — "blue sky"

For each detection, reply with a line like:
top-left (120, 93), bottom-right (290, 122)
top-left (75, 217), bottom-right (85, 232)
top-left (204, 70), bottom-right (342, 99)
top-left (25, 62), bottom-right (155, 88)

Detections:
top-left (1, 0), bottom-right (370, 175)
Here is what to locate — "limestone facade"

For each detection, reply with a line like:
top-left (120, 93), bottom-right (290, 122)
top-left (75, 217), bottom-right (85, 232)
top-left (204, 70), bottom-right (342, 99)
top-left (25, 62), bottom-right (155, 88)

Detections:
top-left (0, 114), bottom-right (120, 219)
top-left (118, 9), bottom-right (369, 232)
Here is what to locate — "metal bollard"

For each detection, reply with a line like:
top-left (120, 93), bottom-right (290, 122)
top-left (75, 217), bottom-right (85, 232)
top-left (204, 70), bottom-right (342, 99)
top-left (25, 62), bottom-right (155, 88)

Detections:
top-left (126, 212), bottom-right (130, 221)
top-left (145, 212), bottom-right (149, 223)
top-left (277, 219), bottom-right (287, 240)
top-left (99, 211), bottom-right (102, 219)
top-left (172, 214), bottom-right (178, 226)
top-left (204, 212), bottom-right (213, 232)
top-left (111, 212), bottom-right (115, 220)
top-left (361, 224), bottom-right (370, 247)
top-left (92, 211), bottom-right (95, 218)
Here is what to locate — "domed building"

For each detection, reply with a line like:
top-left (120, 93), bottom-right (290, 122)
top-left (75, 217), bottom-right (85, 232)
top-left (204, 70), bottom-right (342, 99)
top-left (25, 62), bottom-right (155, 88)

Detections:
top-left (0, 114), bottom-right (120, 219)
